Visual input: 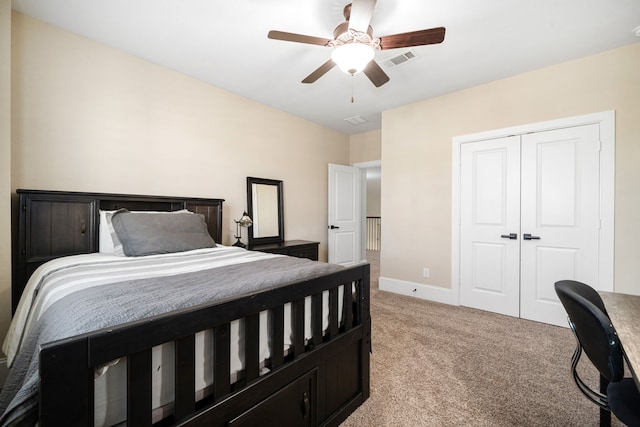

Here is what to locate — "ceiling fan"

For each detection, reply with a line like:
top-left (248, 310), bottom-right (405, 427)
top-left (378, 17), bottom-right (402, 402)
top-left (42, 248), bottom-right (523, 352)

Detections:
top-left (267, 0), bottom-right (445, 87)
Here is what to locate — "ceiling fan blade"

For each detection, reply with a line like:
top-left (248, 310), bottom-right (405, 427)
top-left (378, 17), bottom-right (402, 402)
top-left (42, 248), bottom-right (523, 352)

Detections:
top-left (363, 60), bottom-right (389, 87)
top-left (348, 0), bottom-right (377, 33)
top-left (302, 59), bottom-right (337, 83)
top-left (379, 27), bottom-right (446, 50)
top-left (268, 30), bottom-right (332, 47)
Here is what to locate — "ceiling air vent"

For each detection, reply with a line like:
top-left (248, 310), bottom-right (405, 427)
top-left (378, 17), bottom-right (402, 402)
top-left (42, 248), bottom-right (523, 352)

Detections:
top-left (382, 50), bottom-right (419, 69)
top-left (344, 115), bottom-right (368, 125)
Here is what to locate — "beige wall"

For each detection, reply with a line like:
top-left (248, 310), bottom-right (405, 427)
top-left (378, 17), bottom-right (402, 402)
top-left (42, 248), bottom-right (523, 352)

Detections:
top-left (0, 0), bottom-right (12, 374)
top-left (3, 12), bottom-right (350, 349)
top-left (349, 129), bottom-right (381, 164)
top-left (382, 42), bottom-right (640, 295)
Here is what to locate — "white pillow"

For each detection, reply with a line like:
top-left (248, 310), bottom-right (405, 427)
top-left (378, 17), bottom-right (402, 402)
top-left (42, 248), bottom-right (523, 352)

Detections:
top-left (98, 209), bottom-right (192, 254)
top-left (99, 210), bottom-right (117, 253)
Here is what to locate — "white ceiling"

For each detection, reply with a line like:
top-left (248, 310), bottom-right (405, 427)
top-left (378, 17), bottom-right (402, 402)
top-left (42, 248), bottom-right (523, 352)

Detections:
top-left (12, 0), bottom-right (640, 135)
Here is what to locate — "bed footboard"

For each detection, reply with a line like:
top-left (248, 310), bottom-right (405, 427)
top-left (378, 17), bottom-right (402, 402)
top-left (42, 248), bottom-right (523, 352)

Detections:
top-left (39, 264), bottom-right (370, 426)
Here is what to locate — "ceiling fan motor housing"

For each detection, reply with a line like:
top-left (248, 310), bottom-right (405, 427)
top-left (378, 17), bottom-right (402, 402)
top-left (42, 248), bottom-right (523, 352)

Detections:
top-left (333, 21), bottom-right (373, 41)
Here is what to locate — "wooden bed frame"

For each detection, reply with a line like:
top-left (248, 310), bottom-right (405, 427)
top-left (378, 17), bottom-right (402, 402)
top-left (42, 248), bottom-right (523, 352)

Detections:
top-left (11, 189), bottom-right (371, 426)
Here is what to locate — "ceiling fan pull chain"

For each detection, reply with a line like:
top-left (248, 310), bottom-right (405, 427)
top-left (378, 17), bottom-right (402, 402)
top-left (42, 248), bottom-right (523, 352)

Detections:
top-left (351, 74), bottom-right (355, 103)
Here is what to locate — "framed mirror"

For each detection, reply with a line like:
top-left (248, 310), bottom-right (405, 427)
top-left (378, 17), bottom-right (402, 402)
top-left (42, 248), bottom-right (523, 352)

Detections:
top-left (247, 177), bottom-right (284, 246)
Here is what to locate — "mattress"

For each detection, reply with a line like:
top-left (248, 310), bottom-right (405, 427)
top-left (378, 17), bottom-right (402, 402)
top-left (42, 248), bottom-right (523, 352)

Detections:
top-left (0, 246), bottom-right (345, 426)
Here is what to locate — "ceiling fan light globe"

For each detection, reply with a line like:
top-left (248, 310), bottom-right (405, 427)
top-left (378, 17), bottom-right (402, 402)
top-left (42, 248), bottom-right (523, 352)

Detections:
top-left (331, 43), bottom-right (374, 75)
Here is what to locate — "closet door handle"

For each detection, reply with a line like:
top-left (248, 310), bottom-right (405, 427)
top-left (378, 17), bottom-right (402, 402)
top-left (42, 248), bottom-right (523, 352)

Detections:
top-left (329, 225), bottom-right (340, 230)
top-left (500, 233), bottom-right (517, 240)
top-left (523, 233), bottom-right (540, 240)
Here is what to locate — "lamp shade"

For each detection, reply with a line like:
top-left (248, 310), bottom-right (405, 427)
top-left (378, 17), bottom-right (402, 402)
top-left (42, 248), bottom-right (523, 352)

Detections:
top-left (331, 43), bottom-right (375, 75)
top-left (238, 211), bottom-right (253, 227)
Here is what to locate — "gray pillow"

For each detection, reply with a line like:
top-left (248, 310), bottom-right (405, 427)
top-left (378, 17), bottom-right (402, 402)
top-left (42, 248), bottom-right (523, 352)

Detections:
top-left (110, 210), bottom-right (216, 256)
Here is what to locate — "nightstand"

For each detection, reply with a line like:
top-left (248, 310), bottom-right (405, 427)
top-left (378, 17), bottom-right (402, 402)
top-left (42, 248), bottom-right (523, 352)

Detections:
top-left (249, 240), bottom-right (319, 261)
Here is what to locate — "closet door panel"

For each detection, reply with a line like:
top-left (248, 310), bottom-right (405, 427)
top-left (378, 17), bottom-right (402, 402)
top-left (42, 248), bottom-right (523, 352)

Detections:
top-left (520, 124), bottom-right (601, 326)
top-left (459, 136), bottom-right (520, 317)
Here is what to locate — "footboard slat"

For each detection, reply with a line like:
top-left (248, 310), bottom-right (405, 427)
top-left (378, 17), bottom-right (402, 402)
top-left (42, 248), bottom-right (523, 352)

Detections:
top-left (292, 298), bottom-right (305, 356)
top-left (127, 349), bottom-right (153, 427)
top-left (328, 287), bottom-right (339, 338)
top-left (311, 292), bottom-right (323, 346)
top-left (269, 305), bottom-right (285, 368)
top-left (175, 335), bottom-right (196, 420)
top-left (244, 313), bottom-right (260, 382)
top-left (213, 323), bottom-right (231, 400)
top-left (342, 283), bottom-right (353, 331)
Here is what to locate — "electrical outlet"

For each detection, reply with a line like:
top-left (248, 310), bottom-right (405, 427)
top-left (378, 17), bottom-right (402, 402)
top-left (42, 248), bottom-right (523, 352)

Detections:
top-left (423, 268), bottom-right (430, 278)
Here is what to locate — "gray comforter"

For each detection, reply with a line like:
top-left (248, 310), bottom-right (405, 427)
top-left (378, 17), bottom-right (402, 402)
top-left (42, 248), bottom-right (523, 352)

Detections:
top-left (0, 250), bottom-right (342, 426)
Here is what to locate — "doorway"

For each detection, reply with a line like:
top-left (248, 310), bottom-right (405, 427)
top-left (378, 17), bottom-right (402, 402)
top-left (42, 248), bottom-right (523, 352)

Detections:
top-left (356, 160), bottom-right (382, 264)
top-left (365, 166), bottom-right (381, 251)
top-left (327, 160), bottom-right (381, 266)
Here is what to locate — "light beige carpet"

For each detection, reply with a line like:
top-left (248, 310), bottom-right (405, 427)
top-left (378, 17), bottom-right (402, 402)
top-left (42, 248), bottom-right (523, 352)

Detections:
top-left (341, 251), bottom-right (623, 427)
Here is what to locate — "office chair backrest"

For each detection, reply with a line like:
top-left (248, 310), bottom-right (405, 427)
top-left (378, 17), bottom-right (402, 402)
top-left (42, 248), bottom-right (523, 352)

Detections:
top-left (555, 279), bottom-right (608, 315)
top-left (555, 282), bottom-right (624, 383)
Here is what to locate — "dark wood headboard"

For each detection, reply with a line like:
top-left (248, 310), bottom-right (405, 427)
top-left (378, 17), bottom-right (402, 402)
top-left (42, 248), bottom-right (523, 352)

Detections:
top-left (12, 189), bottom-right (225, 312)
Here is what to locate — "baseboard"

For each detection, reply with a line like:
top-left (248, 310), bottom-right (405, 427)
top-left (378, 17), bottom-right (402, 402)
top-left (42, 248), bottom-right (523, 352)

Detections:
top-left (0, 357), bottom-right (7, 390)
top-left (379, 277), bottom-right (457, 306)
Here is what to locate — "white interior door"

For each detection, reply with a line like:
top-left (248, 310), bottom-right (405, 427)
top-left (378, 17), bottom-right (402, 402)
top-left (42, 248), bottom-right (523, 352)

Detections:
top-left (460, 136), bottom-right (521, 317)
top-left (459, 124), bottom-right (602, 326)
top-left (328, 164), bottom-right (361, 266)
top-left (519, 124), bottom-right (601, 326)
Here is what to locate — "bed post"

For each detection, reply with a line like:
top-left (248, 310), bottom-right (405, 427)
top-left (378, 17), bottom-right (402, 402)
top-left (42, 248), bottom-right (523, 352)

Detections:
top-left (40, 337), bottom-right (93, 426)
top-left (361, 263), bottom-right (371, 400)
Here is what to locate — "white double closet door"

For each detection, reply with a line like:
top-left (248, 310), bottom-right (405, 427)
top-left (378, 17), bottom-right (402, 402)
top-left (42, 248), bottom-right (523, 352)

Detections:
top-left (459, 124), bottom-right (601, 326)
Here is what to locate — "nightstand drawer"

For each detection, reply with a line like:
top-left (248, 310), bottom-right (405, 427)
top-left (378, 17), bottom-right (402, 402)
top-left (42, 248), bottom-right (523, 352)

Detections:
top-left (285, 244), bottom-right (318, 261)
top-left (249, 240), bottom-right (319, 261)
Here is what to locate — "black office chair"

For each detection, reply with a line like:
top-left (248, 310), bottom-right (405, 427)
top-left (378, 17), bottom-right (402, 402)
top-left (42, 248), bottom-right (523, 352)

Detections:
top-left (555, 280), bottom-right (640, 427)
top-left (555, 280), bottom-right (613, 424)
